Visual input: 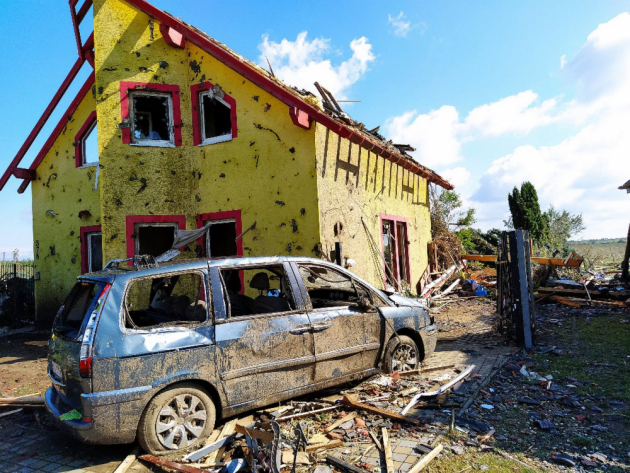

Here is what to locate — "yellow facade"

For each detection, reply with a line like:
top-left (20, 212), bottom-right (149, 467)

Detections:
top-left (29, 0), bottom-right (434, 321)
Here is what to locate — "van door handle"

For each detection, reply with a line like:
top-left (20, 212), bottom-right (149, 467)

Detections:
top-left (290, 325), bottom-right (311, 335)
top-left (312, 323), bottom-right (333, 332)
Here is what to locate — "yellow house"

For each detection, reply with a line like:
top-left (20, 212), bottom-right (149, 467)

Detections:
top-left (0, 0), bottom-right (452, 323)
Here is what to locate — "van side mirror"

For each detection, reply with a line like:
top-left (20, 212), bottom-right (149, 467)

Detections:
top-left (358, 296), bottom-right (373, 311)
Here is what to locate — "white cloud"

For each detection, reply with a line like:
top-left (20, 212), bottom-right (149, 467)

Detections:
top-left (384, 106), bottom-right (462, 168)
top-left (388, 12), bottom-right (412, 37)
top-left (462, 91), bottom-right (558, 139)
top-left (258, 32), bottom-right (375, 98)
top-left (385, 12), bottom-right (630, 238)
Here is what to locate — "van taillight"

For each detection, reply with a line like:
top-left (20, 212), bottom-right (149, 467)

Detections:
top-left (79, 357), bottom-right (92, 378)
top-left (79, 283), bottom-right (111, 378)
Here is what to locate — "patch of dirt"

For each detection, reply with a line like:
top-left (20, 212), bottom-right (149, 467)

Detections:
top-left (433, 297), bottom-right (499, 340)
top-left (0, 330), bottom-right (49, 397)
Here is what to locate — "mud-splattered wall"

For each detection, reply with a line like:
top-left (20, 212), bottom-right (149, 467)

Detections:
top-left (314, 126), bottom-right (431, 293)
top-left (93, 0), bottom-right (321, 265)
top-left (31, 91), bottom-right (99, 320)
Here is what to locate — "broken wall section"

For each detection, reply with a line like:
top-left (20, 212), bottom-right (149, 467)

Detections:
top-left (314, 126), bottom-right (431, 293)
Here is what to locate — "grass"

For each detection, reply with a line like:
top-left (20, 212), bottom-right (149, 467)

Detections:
top-left (532, 314), bottom-right (630, 402)
top-left (570, 240), bottom-right (626, 269)
top-left (429, 451), bottom-right (542, 472)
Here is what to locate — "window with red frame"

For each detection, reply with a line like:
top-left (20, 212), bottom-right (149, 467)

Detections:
top-left (80, 225), bottom-right (102, 274)
top-left (382, 219), bottom-right (410, 288)
top-left (75, 112), bottom-right (98, 167)
top-left (197, 211), bottom-right (242, 258)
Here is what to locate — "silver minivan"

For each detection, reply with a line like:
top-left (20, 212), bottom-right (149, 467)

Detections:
top-left (46, 256), bottom-right (437, 454)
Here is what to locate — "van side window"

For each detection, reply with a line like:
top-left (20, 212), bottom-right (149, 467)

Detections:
top-left (220, 265), bottom-right (296, 318)
top-left (125, 272), bottom-right (207, 329)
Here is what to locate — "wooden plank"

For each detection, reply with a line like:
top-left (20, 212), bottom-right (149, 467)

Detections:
top-left (0, 408), bottom-right (22, 418)
top-left (461, 254), bottom-right (497, 262)
top-left (276, 405), bottom-right (338, 422)
top-left (548, 295), bottom-right (583, 308)
top-left (325, 411), bottom-right (357, 432)
top-left (113, 446), bottom-right (140, 473)
top-left (538, 287), bottom-right (601, 297)
top-left (407, 444), bottom-right (443, 473)
top-left (0, 397), bottom-right (44, 405)
top-left (381, 428), bottom-right (394, 473)
top-left (305, 439), bottom-right (344, 452)
top-left (139, 455), bottom-right (206, 473)
top-left (368, 430), bottom-right (382, 450)
top-left (326, 455), bottom-right (371, 473)
top-left (341, 394), bottom-right (420, 425)
top-left (183, 419), bottom-right (236, 462)
top-left (234, 424), bottom-right (274, 444)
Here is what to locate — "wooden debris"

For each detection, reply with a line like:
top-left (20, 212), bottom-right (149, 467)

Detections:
top-left (183, 419), bottom-right (236, 462)
top-left (538, 287), bottom-right (601, 297)
top-left (305, 439), bottom-right (344, 452)
top-left (234, 423), bottom-right (274, 444)
top-left (368, 429), bottom-right (382, 451)
top-left (113, 446), bottom-right (140, 473)
top-left (139, 455), bottom-right (205, 473)
top-left (326, 455), bottom-right (372, 473)
top-left (407, 444), bottom-right (443, 473)
top-left (0, 408), bottom-right (23, 418)
top-left (275, 405), bottom-right (338, 422)
top-left (0, 396), bottom-right (44, 406)
top-left (325, 411), bottom-right (357, 431)
top-left (282, 450), bottom-right (310, 465)
top-left (381, 428), bottom-right (394, 473)
top-left (341, 394), bottom-right (420, 425)
top-left (479, 429), bottom-right (495, 443)
top-left (399, 364), bottom-right (455, 377)
top-left (548, 295), bottom-right (583, 308)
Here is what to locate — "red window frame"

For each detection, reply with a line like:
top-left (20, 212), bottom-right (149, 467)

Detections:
top-left (379, 214), bottom-right (412, 289)
top-left (80, 224), bottom-right (101, 274)
top-left (119, 82), bottom-right (183, 146)
top-left (74, 111), bottom-right (98, 168)
top-left (190, 82), bottom-right (238, 146)
top-left (125, 215), bottom-right (186, 260)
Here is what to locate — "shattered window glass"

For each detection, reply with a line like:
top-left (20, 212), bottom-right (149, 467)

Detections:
top-left (130, 92), bottom-right (172, 144)
top-left (125, 273), bottom-right (207, 329)
top-left (201, 91), bottom-right (232, 143)
top-left (298, 264), bottom-right (359, 309)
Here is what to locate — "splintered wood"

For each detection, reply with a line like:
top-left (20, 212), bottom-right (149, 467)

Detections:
top-left (341, 394), bottom-right (420, 425)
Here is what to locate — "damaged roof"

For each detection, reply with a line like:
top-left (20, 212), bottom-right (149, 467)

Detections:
top-left (0, 0), bottom-right (453, 192)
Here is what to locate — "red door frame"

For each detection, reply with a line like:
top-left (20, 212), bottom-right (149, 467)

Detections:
top-left (379, 214), bottom-right (412, 290)
top-left (80, 224), bottom-right (102, 274)
top-left (125, 214), bottom-right (187, 259)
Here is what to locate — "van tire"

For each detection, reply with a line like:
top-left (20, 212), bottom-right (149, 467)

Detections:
top-left (382, 335), bottom-right (420, 374)
top-left (138, 383), bottom-right (216, 455)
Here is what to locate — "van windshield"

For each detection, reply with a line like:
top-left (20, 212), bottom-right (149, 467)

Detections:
top-left (53, 281), bottom-right (103, 340)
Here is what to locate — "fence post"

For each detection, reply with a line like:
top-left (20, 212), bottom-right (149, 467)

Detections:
top-left (13, 263), bottom-right (18, 317)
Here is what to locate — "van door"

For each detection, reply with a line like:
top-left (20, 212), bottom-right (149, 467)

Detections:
top-left (211, 262), bottom-right (315, 408)
top-left (292, 263), bottom-right (382, 384)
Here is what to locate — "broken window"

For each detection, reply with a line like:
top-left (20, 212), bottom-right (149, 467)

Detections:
top-left (125, 272), bottom-right (207, 329)
top-left (297, 264), bottom-right (364, 310)
top-left (220, 265), bottom-right (296, 317)
top-left (130, 91), bottom-right (173, 145)
top-left (204, 219), bottom-right (237, 257)
top-left (199, 90), bottom-right (232, 144)
top-left (87, 231), bottom-right (102, 273)
top-left (382, 218), bottom-right (410, 289)
top-left (134, 223), bottom-right (177, 257)
top-left (81, 122), bottom-right (98, 166)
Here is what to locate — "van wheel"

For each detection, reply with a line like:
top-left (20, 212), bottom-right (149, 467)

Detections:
top-left (138, 383), bottom-right (216, 455)
top-left (382, 335), bottom-right (420, 374)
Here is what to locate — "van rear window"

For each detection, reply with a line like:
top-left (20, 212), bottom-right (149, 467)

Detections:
top-left (53, 281), bottom-right (102, 339)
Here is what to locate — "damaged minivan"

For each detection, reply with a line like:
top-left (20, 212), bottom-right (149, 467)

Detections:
top-left (46, 256), bottom-right (437, 454)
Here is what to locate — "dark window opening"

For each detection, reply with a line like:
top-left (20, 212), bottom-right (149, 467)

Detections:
top-left (201, 91), bottom-right (232, 144)
top-left (131, 92), bottom-right (172, 144)
top-left (205, 220), bottom-right (237, 257)
top-left (53, 281), bottom-right (102, 339)
top-left (87, 232), bottom-right (103, 273)
top-left (125, 272), bottom-right (207, 329)
top-left (135, 224), bottom-right (177, 257)
top-left (298, 264), bottom-right (362, 310)
top-left (220, 265), bottom-right (295, 317)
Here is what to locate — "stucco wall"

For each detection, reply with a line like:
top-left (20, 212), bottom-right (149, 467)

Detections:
top-left (314, 125), bottom-right (431, 293)
top-left (31, 91), bottom-right (100, 321)
top-left (93, 0), bottom-right (321, 265)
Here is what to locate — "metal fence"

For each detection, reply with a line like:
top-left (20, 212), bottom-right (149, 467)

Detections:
top-left (0, 261), bottom-right (35, 321)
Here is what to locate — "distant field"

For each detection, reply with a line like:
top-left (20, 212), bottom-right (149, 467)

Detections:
top-left (569, 239), bottom-right (627, 269)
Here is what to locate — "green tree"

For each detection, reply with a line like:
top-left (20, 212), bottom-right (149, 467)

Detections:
top-left (507, 181), bottom-right (549, 244)
top-left (430, 189), bottom-right (475, 237)
top-left (544, 205), bottom-right (585, 251)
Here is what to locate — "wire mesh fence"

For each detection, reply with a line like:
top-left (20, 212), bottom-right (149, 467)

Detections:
top-left (0, 261), bottom-right (35, 322)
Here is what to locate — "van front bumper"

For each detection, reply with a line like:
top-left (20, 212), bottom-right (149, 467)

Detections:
top-left (45, 386), bottom-right (148, 445)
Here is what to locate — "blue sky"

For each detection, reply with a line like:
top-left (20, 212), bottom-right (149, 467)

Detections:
top-left (1, 0), bottom-right (629, 259)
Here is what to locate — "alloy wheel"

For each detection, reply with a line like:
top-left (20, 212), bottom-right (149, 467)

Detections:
top-left (391, 343), bottom-right (418, 372)
top-left (155, 393), bottom-right (207, 450)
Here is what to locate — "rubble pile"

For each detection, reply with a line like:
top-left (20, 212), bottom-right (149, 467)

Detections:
top-left (143, 366), bottom-right (478, 473)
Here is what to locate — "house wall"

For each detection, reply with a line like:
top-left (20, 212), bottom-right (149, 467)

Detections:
top-left (92, 0), bottom-right (321, 268)
top-left (314, 125), bottom-right (431, 293)
top-left (31, 92), bottom-right (100, 321)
